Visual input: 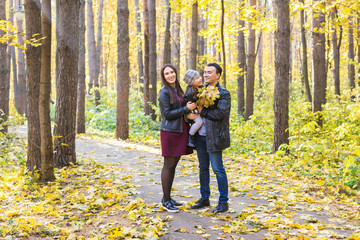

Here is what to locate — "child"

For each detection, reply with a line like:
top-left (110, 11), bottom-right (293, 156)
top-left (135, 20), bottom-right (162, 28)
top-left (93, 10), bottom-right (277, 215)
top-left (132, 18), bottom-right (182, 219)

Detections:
top-left (183, 69), bottom-right (203, 147)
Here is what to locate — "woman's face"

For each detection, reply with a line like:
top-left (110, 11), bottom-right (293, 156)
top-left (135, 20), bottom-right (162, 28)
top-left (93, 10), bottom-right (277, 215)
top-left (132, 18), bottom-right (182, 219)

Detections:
top-left (193, 75), bottom-right (202, 87)
top-left (164, 67), bottom-right (177, 87)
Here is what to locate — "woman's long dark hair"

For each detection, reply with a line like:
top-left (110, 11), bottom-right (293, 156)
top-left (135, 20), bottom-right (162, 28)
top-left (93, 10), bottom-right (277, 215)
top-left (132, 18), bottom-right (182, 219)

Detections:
top-left (160, 64), bottom-right (184, 104)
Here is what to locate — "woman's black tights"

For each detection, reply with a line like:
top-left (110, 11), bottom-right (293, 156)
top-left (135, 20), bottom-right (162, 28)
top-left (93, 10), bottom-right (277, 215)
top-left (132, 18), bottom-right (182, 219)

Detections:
top-left (161, 156), bottom-right (180, 202)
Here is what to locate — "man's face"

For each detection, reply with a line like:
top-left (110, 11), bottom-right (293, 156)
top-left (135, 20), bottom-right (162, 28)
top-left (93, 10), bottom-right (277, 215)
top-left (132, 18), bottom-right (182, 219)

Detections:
top-left (204, 66), bottom-right (220, 86)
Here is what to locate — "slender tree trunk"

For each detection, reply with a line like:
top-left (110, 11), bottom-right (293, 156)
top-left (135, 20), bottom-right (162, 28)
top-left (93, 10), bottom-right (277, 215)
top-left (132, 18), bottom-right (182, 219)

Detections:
top-left (54, 0), bottom-right (80, 168)
top-left (312, 0), bottom-right (326, 127)
top-left (220, 0), bottom-right (226, 88)
top-left (331, 7), bottom-right (341, 97)
top-left (245, 0), bottom-right (256, 121)
top-left (134, 0), bottom-right (144, 92)
top-left (40, 0), bottom-right (55, 182)
top-left (300, 0), bottom-right (311, 103)
top-left (190, 0), bottom-right (198, 70)
top-left (237, 4), bottom-right (246, 117)
top-left (143, 0), bottom-right (150, 115)
top-left (348, 17), bottom-right (355, 92)
top-left (25, 0), bottom-right (42, 171)
top-left (258, 35), bottom-right (263, 88)
top-left (77, 0), bottom-right (86, 134)
top-left (17, 17), bottom-right (27, 116)
top-left (273, 0), bottom-right (290, 153)
top-left (163, 0), bottom-right (171, 65)
top-left (0, 0), bottom-right (9, 133)
top-left (94, 0), bottom-right (103, 103)
top-left (148, 0), bottom-right (157, 120)
top-left (198, 15), bottom-right (205, 76)
top-left (172, 12), bottom-right (181, 72)
top-left (116, 0), bottom-right (130, 139)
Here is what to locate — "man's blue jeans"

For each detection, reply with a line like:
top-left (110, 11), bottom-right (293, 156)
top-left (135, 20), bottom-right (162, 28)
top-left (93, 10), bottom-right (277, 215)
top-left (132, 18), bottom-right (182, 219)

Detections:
top-left (195, 135), bottom-right (228, 204)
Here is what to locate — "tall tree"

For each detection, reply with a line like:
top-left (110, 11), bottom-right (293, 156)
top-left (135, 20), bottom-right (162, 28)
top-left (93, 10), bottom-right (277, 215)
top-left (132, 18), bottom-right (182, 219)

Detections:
top-left (143, 0), bottom-right (150, 115)
top-left (220, 0), bottom-right (226, 87)
top-left (312, 0), bottom-right (326, 127)
top-left (237, 2), bottom-right (246, 116)
top-left (116, 0), bottom-right (130, 139)
top-left (331, 6), bottom-right (342, 97)
top-left (77, 0), bottom-right (86, 134)
top-left (148, 0), bottom-right (157, 120)
top-left (273, 0), bottom-right (290, 152)
top-left (172, 12), bottom-right (181, 72)
top-left (25, 0), bottom-right (41, 171)
top-left (40, 0), bottom-right (55, 181)
top-left (258, 35), bottom-right (263, 88)
top-left (300, 0), bottom-right (311, 103)
top-left (348, 17), bottom-right (355, 93)
top-left (87, 0), bottom-right (100, 105)
top-left (245, 0), bottom-right (256, 121)
top-left (163, 0), bottom-right (171, 65)
top-left (54, 0), bottom-right (80, 168)
top-left (134, 0), bottom-right (144, 91)
top-left (0, 0), bottom-right (9, 133)
top-left (95, 0), bottom-right (104, 92)
top-left (190, 0), bottom-right (198, 71)
top-left (198, 15), bottom-right (205, 76)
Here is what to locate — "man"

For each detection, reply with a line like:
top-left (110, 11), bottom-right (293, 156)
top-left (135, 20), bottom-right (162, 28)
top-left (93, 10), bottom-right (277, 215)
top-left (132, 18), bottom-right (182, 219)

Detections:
top-left (191, 63), bottom-right (231, 213)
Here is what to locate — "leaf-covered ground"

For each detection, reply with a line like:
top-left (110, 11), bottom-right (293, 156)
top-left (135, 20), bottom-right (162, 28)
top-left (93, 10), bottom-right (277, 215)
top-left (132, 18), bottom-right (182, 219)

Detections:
top-left (1, 127), bottom-right (360, 239)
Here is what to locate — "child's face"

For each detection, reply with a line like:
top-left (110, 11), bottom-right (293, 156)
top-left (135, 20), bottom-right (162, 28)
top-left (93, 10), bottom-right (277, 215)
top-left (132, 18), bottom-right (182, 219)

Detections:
top-left (193, 75), bottom-right (202, 87)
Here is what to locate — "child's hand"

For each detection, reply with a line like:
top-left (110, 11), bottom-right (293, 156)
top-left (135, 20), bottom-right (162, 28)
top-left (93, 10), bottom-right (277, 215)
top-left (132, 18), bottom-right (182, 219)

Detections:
top-left (197, 105), bottom-right (203, 113)
top-left (186, 102), bottom-right (197, 111)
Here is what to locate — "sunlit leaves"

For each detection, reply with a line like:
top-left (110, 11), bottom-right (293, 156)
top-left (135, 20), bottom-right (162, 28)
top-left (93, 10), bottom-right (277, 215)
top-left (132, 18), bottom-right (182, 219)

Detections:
top-left (196, 85), bottom-right (220, 108)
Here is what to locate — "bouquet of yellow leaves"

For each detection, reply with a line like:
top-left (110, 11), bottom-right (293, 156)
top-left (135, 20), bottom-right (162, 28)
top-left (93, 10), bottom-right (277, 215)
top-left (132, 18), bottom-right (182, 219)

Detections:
top-left (196, 85), bottom-right (220, 108)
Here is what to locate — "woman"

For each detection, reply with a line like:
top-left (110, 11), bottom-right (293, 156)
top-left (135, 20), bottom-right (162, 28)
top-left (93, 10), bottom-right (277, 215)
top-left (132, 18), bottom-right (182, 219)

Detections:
top-left (158, 64), bottom-right (197, 212)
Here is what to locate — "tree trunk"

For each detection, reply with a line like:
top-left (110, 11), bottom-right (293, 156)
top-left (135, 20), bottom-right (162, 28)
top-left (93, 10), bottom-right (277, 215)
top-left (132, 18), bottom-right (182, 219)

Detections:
top-left (143, 0), bottom-right (150, 115)
top-left (94, 0), bottom-right (103, 103)
top-left (77, 0), bottom-right (86, 134)
top-left (163, 0), bottom-right (171, 65)
top-left (16, 17), bottom-right (27, 116)
top-left (245, 0), bottom-right (256, 121)
top-left (198, 15), bottom-right (205, 76)
top-left (331, 7), bottom-right (341, 97)
top-left (134, 0), bottom-right (144, 92)
top-left (87, 0), bottom-right (100, 105)
top-left (348, 17), bottom-right (355, 92)
top-left (116, 0), bottom-right (130, 139)
top-left (25, 0), bottom-right (42, 171)
top-left (40, 0), bottom-right (55, 182)
top-left (190, 0), bottom-right (198, 71)
top-left (172, 12), bottom-right (181, 72)
top-left (312, 0), bottom-right (326, 127)
top-left (300, 0), bottom-right (311, 103)
top-left (258, 35), bottom-right (263, 88)
top-left (237, 4), bottom-right (246, 117)
top-left (220, 0), bottom-right (226, 88)
top-left (0, 0), bottom-right (9, 133)
top-left (148, 0), bottom-right (157, 120)
top-left (54, 0), bottom-right (80, 169)
top-left (273, 0), bottom-right (290, 153)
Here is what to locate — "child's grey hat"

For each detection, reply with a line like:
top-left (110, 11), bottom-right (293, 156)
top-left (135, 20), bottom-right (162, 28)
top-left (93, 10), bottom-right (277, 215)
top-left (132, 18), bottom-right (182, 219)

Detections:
top-left (183, 69), bottom-right (200, 86)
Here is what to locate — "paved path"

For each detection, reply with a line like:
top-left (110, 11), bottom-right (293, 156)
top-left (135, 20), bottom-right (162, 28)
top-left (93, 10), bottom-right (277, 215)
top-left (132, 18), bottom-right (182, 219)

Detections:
top-left (11, 126), bottom-right (359, 239)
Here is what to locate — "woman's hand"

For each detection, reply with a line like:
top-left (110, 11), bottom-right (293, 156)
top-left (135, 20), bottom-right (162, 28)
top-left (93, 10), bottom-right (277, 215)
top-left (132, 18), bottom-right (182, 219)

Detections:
top-left (186, 102), bottom-right (197, 111)
top-left (187, 113), bottom-right (199, 120)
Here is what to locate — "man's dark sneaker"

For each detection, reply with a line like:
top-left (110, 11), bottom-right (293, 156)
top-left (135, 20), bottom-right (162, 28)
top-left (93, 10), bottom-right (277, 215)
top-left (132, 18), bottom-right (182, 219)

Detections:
top-left (191, 198), bottom-right (210, 209)
top-left (212, 203), bottom-right (228, 213)
top-left (188, 134), bottom-right (196, 147)
top-left (162, 199), bottom-right (179, 212)
top-left (170, 198), bottom-right (183, 206)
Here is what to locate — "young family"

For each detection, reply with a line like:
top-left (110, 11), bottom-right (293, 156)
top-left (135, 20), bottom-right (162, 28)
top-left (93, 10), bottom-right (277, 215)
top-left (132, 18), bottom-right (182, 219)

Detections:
top-left (158, 63), bottom-right (231, 213)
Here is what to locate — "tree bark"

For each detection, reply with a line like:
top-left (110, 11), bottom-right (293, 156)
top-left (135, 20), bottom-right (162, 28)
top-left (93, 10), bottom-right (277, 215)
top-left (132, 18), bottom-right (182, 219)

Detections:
top-left (25, 0), bottom-right (42, 171)
top-left (0, 0), bottom-right (9, 133)
top-left (273, 0), bottom-right (290, 152)
top-left (348, 17), bottom-right (355, 92)
top-left (16, 17), bottom-right (27, 116)
top-left (40, 0), bottom-right (55, 182)
top-left (312, 0), bottom-right (326, 127)
top-left (95, 0), bottom-right (104, 95)
top-left (331, 7), bottom-right (341, 97)
top-left (148, 0), bottom-right (157, 120)
top-left (245, 0), bottom-right (256, 121)
top-left (134, 0), bottom-right (144, 92)
top-left (258, 35), bottom-right (263, 88)
top-left (198, 15), bottom-right (205, 76)
top-left (77, 0), bottom-right (86, 134)
top-left (300, 0), bottom-right (311, 103)
top-left (163, 0), bottom-right (171, 65)
top-left (172, 12), bottom-right (181, 72)
top-left (220, 0), bottom-right (226, 88)
top-left (190, 0), bottom-right (198, 71)
top-left (116, 0), bottom-right (130, 139)
top-left (237, 3), bottom-right (246, 117)
top-left (54, 0), bottom-right (80, 168)
top-left (143, 0), bottom-right (150, 115)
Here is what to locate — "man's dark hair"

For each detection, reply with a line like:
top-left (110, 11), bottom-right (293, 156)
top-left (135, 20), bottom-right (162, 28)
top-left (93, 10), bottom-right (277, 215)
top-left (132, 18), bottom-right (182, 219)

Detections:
top-left (207, 63), bottom-right (222, 76)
